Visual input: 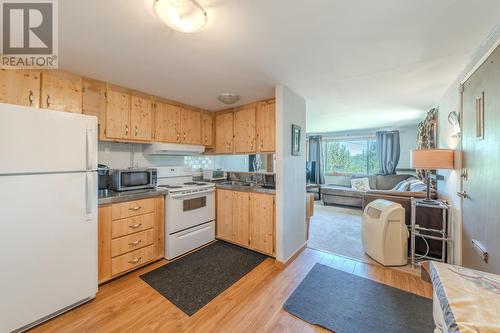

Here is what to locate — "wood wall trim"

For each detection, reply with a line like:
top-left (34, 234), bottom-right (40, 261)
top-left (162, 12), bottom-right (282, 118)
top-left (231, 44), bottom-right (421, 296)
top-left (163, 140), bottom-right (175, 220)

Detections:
top-left (274, 242), bottom-right (307, 269)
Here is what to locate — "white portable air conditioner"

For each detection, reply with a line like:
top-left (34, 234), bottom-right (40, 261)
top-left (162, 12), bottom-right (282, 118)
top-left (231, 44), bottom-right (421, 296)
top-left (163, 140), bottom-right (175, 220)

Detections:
top-left (361, 199), bottom-right (408, 266)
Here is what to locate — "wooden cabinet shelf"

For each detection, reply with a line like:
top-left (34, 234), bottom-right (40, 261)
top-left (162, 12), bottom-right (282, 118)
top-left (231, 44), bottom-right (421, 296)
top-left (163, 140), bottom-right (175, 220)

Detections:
top-left (0, 69), bottom-right (40, 107)
top-left (215, 100), bottom-right (275, 155)
top-left (41, 71), bottom-right (82, 114)
top-left (216, 189), bottom-right (275, 256)
top-left (1, 70), bottom-right (271, 149)
top-left (98, 196), bottom-right (164, 284)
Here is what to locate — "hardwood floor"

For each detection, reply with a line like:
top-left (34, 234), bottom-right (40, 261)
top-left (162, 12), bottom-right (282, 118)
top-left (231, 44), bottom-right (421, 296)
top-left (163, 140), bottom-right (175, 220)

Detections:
top-left (30, 247), bottom-right (432, 333)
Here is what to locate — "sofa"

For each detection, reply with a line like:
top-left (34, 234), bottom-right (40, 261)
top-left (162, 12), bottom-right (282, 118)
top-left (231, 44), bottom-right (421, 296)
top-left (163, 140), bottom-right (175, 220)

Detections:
top-left (321, 174), bottom-right (421, 208)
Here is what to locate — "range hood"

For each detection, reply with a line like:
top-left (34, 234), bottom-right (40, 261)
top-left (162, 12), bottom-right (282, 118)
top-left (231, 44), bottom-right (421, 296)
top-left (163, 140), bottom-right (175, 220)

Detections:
top-left (143, 142), bottom-right (205, 156)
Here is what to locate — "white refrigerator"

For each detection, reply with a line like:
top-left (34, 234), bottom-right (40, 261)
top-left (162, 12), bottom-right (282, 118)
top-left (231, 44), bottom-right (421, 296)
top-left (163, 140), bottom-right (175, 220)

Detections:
top-left (0, 103), bottom-right (98, 332)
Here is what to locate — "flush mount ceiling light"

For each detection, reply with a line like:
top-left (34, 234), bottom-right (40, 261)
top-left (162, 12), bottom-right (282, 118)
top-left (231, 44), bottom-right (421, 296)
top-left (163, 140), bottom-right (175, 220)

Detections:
top-left (153, 0), bottom-right (207, 33)
top-left (217, 93), bottom-right (241, 105)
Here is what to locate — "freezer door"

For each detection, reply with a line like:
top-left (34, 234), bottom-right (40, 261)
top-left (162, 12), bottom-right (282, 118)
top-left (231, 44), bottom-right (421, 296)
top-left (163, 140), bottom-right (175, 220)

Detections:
top-left (0, 103), bottom-right (97, 174)
top-left (0, 172), bottom-right (98, 333)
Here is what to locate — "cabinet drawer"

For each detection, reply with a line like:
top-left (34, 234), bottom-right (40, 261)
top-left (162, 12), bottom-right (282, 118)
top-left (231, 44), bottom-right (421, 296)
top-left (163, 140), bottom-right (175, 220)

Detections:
top-left (111, 198), bottom-right (155, 220)
top-left (111, 229), bottom-right (154, 257)
top-left (111, 245), bottom-right (154, 276)
top-left (111, 213), bottom-right (154, 238)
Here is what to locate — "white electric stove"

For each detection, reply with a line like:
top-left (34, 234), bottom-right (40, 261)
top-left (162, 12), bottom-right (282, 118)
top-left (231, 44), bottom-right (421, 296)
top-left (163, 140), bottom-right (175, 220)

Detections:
top-left (156, 166), bottom-right (216, 259)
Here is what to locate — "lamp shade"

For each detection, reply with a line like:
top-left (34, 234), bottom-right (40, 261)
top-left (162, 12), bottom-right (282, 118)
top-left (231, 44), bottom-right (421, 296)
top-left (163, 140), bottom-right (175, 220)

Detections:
top-left (411, 149), bottom-right (455, 169)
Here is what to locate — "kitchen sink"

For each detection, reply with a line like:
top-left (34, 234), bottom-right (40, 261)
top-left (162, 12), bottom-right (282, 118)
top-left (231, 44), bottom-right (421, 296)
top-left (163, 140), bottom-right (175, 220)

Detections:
top-left (220, 181), bottom-right (254, 187)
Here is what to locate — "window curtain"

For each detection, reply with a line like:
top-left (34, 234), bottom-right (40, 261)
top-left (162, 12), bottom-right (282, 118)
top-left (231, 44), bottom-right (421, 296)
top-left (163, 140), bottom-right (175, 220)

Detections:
top-left (308, 135), bottom-right (325, 184)
top-left (376, 130), bottom-right (400, 175)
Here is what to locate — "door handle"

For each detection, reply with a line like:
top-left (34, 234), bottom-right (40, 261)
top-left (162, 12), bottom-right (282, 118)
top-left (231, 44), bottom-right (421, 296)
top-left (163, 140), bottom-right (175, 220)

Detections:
top-left (28, 90), bottom-right (34, 106)
top-left (457, 191), bottom-right (468, 198)
top-left (85, 128), bottom-right (95, 171)
top-left (85, 172), bottom-right (95, 216)
top-left (128, 257), bottom-right (142, 264)
top-left (46, 94), bottom-right (51, 107)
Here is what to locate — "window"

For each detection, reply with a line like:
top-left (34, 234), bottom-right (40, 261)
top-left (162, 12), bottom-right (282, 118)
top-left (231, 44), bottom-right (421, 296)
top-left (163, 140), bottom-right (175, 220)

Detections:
top-left (323, 139), bottom-right (379, 175)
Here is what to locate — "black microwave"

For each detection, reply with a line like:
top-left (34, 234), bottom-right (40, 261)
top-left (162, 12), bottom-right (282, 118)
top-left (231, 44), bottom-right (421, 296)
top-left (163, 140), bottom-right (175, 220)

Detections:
top-left (110, 168), bottom-right (157, 192)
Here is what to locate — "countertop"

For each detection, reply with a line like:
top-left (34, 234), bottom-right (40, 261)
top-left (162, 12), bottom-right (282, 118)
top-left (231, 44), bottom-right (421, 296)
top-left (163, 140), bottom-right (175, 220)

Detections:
top-left (214, 183), bottom-right (276, 195)
top-left (98, 188), bottom-right (168, 205)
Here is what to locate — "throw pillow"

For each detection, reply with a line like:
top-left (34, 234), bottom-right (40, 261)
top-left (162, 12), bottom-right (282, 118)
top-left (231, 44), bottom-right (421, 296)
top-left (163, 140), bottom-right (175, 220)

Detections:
top-left (351, 177), bottom-right (370, 191)
top-left (410, 180), bottom-right (427, 192)
top-left (393, 180), bottom-right (410, 192)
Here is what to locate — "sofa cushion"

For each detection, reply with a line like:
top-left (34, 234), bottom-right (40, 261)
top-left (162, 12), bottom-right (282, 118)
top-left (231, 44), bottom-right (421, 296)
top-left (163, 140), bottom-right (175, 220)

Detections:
top-left (351, 174), bottom-right (376, 189)
top-left (325, 175), bottom-right (351, 187)
top-left (375, 174), bottom-right (414, 190)
top-left (321, 185), bottom-right (364, 198)
top-left (351, 177), bottom-right (370, 191)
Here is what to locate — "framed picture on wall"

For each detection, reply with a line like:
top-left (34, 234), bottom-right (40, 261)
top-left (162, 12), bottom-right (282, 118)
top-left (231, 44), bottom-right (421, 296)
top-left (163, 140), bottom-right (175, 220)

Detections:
top-left (291, 124), bottom-right (301, 156)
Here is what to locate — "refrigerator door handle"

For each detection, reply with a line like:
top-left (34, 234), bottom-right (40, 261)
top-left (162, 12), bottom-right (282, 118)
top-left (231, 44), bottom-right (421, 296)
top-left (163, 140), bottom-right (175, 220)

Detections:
top-left (85, 172), bottom-right (96, 217)
top-left (85, 128), bottom-right (96, 171)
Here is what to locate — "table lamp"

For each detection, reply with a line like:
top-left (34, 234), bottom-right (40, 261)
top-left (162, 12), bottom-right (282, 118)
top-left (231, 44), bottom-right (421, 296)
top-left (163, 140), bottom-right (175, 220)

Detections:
top-left (411, 149), bottom-right (455, 204)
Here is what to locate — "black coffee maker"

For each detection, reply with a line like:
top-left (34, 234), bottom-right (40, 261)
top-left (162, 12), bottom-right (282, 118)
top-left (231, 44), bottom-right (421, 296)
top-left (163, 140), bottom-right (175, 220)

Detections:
top-left (98, 164), bottom-right (110, 196)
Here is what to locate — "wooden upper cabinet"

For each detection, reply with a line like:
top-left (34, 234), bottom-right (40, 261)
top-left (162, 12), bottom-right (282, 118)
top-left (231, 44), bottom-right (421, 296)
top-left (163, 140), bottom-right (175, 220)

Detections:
top-left (181, 108), bottom-right (201, 144)
top-left (105, 88), bottom-right (130, 140)
top-left (256, 101), bottom-right (276, 152)
top-left (82, 78), bottom-right (106, 120)
top-left (130, 95), bottom-right (153, 141)
top-left (249, 193), bottom-right (275, 256)
top-left (201, 112), bottom-right (214, 147)
top-left (0, 69), bottom-right (40, 107)
top-left (234, 107), bottom-right (256, 153)
top-left (215, 112), bottom-right (234, 154)
top-left (155, 102), bottom-right (181, 143)
top-left (41, 71), bottom-right (82, 113)
top-left (216, 189), bottom-right (233, 241)
top-left (82, 78), bottom-right (106, 139)
top-left (232, 191), bottom-right (250, 246)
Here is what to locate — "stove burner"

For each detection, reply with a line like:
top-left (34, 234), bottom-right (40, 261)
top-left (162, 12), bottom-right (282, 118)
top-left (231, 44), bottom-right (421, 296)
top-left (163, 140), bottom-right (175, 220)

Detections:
top-left (158, 185), bottom-right (182, 189)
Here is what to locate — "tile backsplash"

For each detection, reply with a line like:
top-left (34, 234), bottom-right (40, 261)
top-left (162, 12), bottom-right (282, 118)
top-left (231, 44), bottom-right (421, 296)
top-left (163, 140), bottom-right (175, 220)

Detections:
top-left (98, 142), bottom-right (274, 175)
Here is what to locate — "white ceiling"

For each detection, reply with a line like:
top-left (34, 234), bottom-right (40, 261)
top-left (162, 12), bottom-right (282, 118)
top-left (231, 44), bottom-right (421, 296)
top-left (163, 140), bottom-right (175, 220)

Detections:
top-left (60, 0), bottom-right (500, 133)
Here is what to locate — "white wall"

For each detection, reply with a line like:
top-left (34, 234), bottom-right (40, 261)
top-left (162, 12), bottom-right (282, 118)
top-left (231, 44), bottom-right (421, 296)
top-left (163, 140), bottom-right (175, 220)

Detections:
top-left (435, 27), bottom-right (500, 265)
top-left (275, 84), bottom-right (307, 263)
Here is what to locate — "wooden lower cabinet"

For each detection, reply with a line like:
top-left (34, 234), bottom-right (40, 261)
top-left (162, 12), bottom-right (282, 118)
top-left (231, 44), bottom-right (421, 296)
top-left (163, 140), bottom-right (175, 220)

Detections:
top-left (249, 193), bottom-right (275, 255)
top-left (216, 189), bottom-right (275, 256)
top-left (232, 191), bottom-right (250, 246)
top-left (98, 196), bottom-right (164, 284)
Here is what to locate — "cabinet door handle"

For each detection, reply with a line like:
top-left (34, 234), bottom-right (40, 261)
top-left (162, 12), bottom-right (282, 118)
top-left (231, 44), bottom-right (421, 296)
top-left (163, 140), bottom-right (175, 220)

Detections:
top-left (46, 94), bottom-right (51, 107)
top-left (457, 191), bottom-right (468, 199)
top-left (28, 90), bottom-right (34, 106)
top-left (135, 125), bottom-right (138, 136)
top-left (129, 240), bottom-right (142, 246)
top-left (128, 257), bottom-right (142, 264)
top-left (129, 206), bottom-right (142, 211)
top-left (125, 125), bottom-right (129, 135)
top-left (129, 223), bottom-right (142, 229)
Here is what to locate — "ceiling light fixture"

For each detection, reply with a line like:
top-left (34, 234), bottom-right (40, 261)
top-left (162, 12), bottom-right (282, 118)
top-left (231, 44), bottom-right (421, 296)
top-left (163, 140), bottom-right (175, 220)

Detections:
top-left (153, 0), bottom-right (207, 33)
top-left (217, 93), bottom-right (241, 105)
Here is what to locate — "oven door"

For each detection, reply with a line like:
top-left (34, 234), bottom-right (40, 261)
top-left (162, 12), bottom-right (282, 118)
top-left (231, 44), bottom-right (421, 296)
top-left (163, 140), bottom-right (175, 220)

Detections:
top-left (166, 189), bottom-right (215, 234)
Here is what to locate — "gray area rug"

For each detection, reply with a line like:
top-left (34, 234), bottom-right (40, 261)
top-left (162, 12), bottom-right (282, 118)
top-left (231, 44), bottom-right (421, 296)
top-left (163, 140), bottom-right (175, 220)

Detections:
top-left (140, 241), bottom-right (267, 316)
top-left (284, 264), bottom-right (434, 333)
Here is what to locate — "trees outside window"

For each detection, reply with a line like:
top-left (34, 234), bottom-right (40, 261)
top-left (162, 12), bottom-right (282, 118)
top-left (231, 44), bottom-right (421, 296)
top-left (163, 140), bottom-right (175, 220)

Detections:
top-left (323, 139), bottom-right (379, 175)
